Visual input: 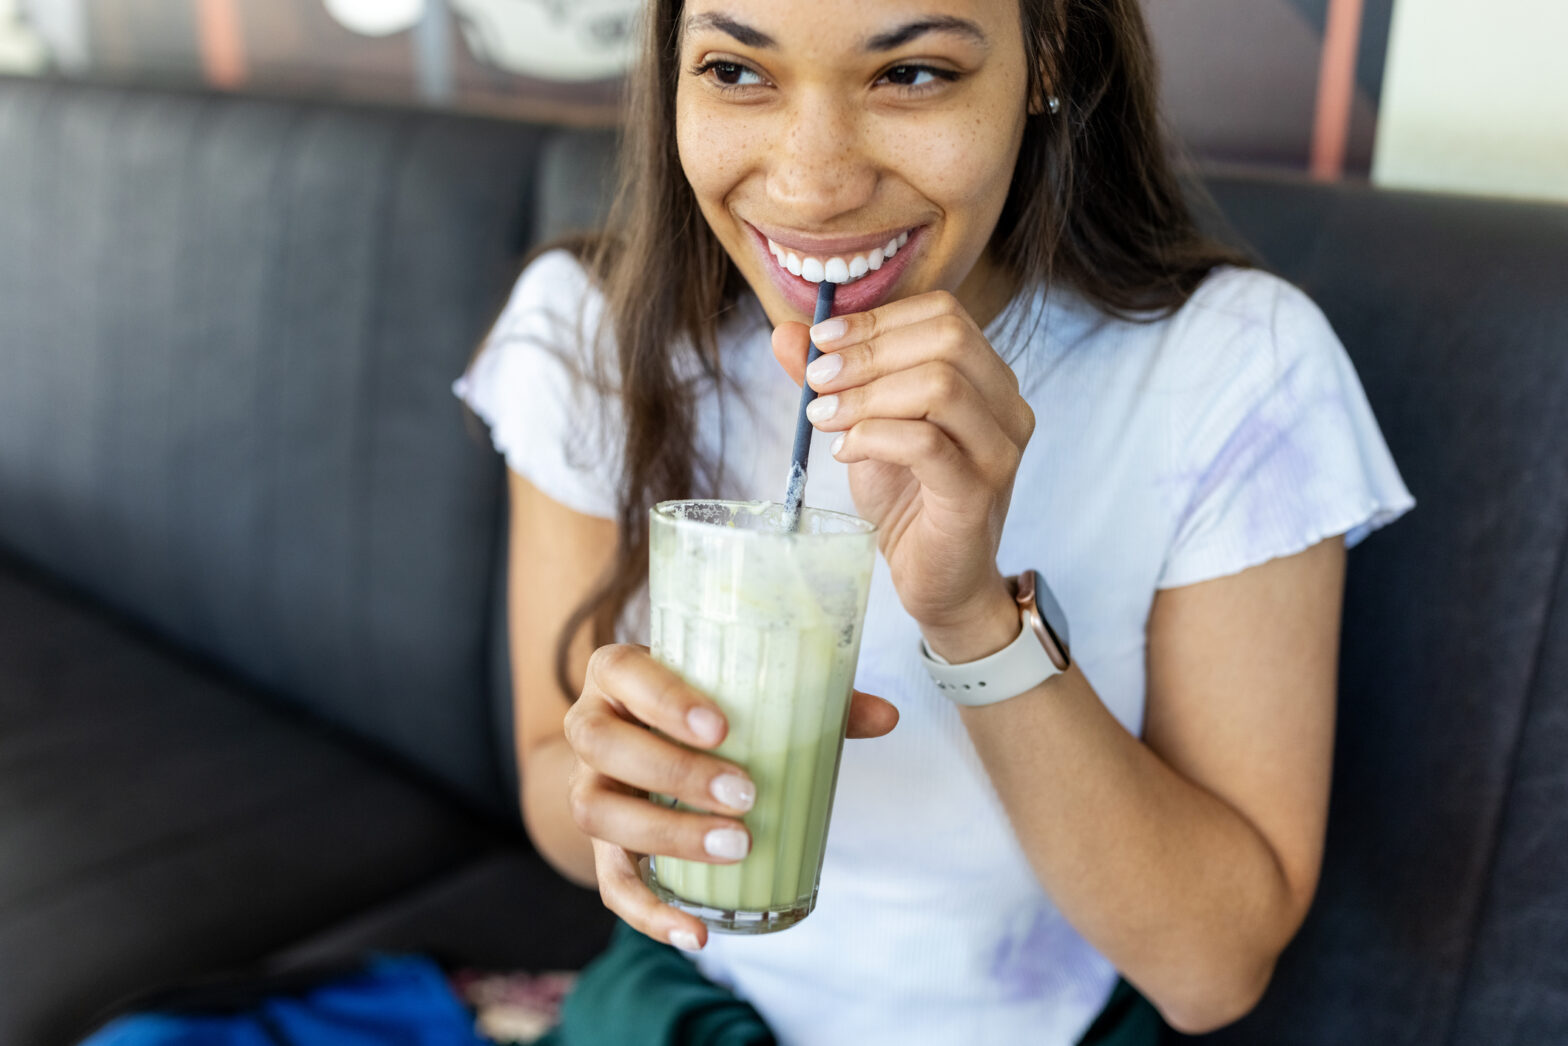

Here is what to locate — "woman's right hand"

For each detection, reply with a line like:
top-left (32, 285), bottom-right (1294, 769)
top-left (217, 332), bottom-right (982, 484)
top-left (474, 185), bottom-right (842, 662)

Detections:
top-left (563, 643), bottom-right (899, 951)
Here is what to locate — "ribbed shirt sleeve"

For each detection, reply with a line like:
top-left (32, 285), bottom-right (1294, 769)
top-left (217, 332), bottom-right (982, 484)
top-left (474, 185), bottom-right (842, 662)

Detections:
top-left (451, 250), bottom-right (622, 520)
top-left (1156, 274), bottom-right (1415, 589)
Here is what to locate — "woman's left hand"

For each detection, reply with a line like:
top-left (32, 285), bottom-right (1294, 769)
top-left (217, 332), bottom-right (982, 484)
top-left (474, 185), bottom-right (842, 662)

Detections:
top-left (773, 290), bottom-right (1035, 640)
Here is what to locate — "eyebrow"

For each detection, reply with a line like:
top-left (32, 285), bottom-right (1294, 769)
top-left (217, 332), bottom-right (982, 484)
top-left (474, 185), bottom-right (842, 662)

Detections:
top-left (863, 16), bottom-right (989, 52)
top-left (683, 12), bottom-right (776, 48)
top-left (682, 12), bottom-right (989, 53)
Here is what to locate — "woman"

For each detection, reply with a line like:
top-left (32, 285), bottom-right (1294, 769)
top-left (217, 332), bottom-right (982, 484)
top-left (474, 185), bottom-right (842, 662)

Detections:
top-left (454, 0), bottom-right (1414, 1042)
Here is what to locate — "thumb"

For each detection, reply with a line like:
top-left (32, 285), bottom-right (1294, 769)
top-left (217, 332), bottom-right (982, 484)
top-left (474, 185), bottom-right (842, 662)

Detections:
top-left (845, 689), bottom-right (899, 739)
top-left (771, 322), bottom-right (812, 388)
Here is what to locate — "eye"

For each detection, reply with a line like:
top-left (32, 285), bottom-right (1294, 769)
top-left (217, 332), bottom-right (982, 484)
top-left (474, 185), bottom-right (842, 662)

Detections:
top-left (694, 60), bottom-right (767, 89)
top-left (878, 65), bottom-right (961, 93)
top-left (883, 66), bottom-right (935, 87)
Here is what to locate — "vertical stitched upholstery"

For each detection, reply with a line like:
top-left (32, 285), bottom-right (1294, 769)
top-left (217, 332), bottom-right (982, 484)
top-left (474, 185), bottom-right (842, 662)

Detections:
top-left (1190, 178), bottom-right (1568, 1044)
top-left (0, 77), bottom-right (547, 814)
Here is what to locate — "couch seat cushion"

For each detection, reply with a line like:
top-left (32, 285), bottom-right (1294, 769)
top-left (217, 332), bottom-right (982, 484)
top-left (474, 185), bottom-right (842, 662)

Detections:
top-left (0, 552), bottom-right (496, 1046)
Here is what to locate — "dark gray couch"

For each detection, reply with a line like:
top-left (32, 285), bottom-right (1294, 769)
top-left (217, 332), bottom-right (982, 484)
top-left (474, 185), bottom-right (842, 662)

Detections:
top-left (1, 75), bottom-right (1565, 1046)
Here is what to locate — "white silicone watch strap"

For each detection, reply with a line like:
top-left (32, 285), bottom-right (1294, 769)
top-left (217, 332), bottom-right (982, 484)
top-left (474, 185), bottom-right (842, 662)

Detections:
top-left (920, 613), bottom-right (1065, 706)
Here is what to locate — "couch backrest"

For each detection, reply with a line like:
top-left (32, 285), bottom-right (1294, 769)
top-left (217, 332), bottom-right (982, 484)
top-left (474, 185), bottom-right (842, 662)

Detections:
top-left (1195, 178), bottom-right (1568, 1044)
top-left (0, 76), bottom-right (550, 815)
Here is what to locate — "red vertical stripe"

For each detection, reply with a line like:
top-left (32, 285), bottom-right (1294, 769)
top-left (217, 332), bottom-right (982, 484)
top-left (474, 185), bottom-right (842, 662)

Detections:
top-left (195, 0), bottom-right (248, 89)
top-left (1310, 0), bottom-right (1365, 180)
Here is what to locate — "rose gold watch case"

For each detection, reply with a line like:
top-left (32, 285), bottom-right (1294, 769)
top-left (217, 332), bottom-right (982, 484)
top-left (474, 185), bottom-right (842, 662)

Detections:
top-left (1013, 569), bottom-right (1071, 672)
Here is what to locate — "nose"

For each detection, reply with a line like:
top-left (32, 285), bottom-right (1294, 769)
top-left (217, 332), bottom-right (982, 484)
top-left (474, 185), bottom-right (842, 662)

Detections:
top-left (766, 92), bottom-right (878, 224)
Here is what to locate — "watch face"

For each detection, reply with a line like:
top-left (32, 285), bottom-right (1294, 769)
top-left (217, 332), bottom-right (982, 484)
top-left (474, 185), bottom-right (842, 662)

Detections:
top-left (1031, 574), bottom-right (1070, 650)
top-left (1016, 570), bottom-right (1071, 671)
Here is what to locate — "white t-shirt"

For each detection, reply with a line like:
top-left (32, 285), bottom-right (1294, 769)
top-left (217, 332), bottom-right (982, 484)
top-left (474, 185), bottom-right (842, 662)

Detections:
top-left (454, 249), bottom-right (1414, 1045)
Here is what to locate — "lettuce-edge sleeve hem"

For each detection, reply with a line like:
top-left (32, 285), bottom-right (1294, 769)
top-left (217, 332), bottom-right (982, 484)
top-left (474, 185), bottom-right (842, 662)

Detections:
top-left (1155, 491), bottom-right (1415, 590)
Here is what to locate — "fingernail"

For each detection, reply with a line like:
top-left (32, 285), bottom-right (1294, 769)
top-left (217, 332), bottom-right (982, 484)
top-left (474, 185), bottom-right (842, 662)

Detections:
top-left (805, 352), bottom-right (842, 386)
top-left (710, 772), bottom-right (755, 812)
top-left (830, 434), bottom-right (846, 458)
top-left (704, 826), bottom-right (750, 860)
top-left (810, 318), bottom-right (847, 343)
top-left (687, 707), bottom-right (723, 745)
top-left (805, 394), bottom-right (838, 425)
top-left (669, 928), bottom-right (702, 952)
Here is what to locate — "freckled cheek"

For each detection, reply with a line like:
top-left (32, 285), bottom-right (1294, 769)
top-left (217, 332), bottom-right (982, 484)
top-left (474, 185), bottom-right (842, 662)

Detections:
top-left (881, 122), bottom-right (1020, 241)
top-left (677, 99), bottom-right (764, 196)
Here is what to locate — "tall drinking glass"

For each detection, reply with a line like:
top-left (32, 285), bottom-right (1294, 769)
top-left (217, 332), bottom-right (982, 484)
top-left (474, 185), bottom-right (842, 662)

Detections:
top-left (643, 499), bottom-right (877, 934)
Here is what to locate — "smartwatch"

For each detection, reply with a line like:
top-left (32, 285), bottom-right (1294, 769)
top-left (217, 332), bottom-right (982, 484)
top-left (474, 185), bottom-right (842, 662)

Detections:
top-left (919, 570), bottom-right (1072, 707)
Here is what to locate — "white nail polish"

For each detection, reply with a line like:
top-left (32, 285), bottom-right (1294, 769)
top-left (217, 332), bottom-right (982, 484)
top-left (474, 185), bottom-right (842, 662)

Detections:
top-left (806, 395), bottom-right (838, 424)
top-left (811, 317), bottom-right (848, 343)
top-left (831, 434), bottom-right (846, 458)
top-left (805, 353), bottom-right (842, 386)
top-left (669, 928), bottom-right (702, 952)
top-left (686, 707), bottom-right (723, 745)
top-left (704, 827), bottom-right (750, 860)
top-left (710, 773), bottom-right (755, 811)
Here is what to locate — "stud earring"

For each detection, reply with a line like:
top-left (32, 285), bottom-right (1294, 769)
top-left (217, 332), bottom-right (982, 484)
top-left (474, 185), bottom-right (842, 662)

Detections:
top-left (1048, 95), bottom-right (1061, 115)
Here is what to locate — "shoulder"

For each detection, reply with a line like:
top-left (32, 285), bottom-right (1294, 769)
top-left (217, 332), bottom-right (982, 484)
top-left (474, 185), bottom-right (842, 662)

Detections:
top-left (1134, 267), bottom-right (1345, 417)
top-left (1005, 267), bottom-right (1333, 374)
top-left (1164, 266), bottom-right (1333, 357)
top-left (493, 248), bottom-right (603, 341)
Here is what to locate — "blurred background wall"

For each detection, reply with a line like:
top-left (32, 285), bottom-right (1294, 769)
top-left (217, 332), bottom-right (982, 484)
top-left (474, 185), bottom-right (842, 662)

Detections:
top-left (2, 0), bottom-right (1564, 201)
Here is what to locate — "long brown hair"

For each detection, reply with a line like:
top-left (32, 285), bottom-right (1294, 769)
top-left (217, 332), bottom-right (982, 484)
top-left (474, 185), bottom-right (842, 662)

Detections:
top-left (542, 0), bottom-right (1249, 696)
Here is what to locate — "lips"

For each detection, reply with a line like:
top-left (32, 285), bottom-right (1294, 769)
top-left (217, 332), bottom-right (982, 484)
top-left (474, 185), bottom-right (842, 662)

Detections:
top-left (745, 222), bottom-right (925, 318)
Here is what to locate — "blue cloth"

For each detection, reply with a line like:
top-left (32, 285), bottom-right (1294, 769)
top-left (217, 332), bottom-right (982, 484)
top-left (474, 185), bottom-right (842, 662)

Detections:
top-left (79, 955), bottom-right (487, 1046)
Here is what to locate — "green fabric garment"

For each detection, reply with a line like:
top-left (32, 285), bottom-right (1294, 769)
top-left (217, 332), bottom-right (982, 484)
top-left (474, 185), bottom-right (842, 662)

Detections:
top-left (539, 921), bottom-right (1165, 1045)
top-left (538, 922), bottom-right (773, 1046)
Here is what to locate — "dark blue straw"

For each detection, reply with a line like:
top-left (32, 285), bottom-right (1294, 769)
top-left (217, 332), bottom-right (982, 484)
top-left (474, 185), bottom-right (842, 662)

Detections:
top-left (782, 280), bottom-right (838, 530)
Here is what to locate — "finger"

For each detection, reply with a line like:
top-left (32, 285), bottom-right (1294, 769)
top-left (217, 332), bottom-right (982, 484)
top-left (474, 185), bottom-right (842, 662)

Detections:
top-left (809, 363), bottom-right (1023, 485)
top-left (831, 418), bottom-right (996, 502)
top-left (807, 311), bottom-right (1029, 447)
top-left (811, 289), bottom-right (971, 350)
top-left (567, 703), bottom-right (756, 816)
top-left (592, 839), bottom-right (708, 952)
top-left (845, 690), bottom-right (899, 739)
top-left (771, 322), bottom-right (811, 387)
top-left (580, 644), bottom-right (729, 749)
top-left (571, 773), bottom-right (752, 864)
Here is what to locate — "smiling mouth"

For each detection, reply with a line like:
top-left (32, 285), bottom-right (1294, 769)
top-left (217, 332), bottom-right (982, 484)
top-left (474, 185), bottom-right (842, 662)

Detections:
top-left (763, 231), bottom-right (913, 286)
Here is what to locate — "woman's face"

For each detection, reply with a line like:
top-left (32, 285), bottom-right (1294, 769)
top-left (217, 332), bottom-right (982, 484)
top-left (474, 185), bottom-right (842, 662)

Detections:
top-left (674, 0), bottom-right (1032, 328)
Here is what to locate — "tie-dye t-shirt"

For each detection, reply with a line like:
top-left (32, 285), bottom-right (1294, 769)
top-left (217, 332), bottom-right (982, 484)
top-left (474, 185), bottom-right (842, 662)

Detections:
top-left (454, 250), bottom-right (1414, 1045)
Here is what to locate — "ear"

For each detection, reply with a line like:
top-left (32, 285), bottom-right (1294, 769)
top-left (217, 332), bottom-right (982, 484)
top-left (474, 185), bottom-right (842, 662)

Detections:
top-left (1025, 34), bottom-right (1058, 116)
top-left (1026, 70), bottom-right (1056, 117)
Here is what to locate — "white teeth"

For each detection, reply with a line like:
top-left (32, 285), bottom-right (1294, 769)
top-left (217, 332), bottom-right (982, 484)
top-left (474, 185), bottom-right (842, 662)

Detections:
top-left (765, 232), bottom-right (912, 285)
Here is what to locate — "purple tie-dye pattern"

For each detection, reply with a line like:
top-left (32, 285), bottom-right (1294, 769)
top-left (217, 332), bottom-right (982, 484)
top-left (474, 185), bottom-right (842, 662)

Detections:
top-left (1160, 352), bottom-right (1356, 572)
top-left (988, 907), bottom-right (1106, 1007)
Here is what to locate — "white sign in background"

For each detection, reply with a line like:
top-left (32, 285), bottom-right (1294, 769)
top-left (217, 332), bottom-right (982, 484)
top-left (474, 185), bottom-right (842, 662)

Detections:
top-left (1375, 0), bottom-right (1568, 203)
top-left (325, 0), bottom-right (639, 81)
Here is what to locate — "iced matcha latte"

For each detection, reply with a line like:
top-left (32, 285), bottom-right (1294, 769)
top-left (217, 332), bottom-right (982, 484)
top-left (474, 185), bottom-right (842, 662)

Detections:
top-left (644, 499), bottom-right (876, 933)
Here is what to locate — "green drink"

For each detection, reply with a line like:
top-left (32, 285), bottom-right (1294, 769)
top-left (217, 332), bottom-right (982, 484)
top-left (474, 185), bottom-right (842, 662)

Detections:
top-left (644, 499), bottom-right (876, 934)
